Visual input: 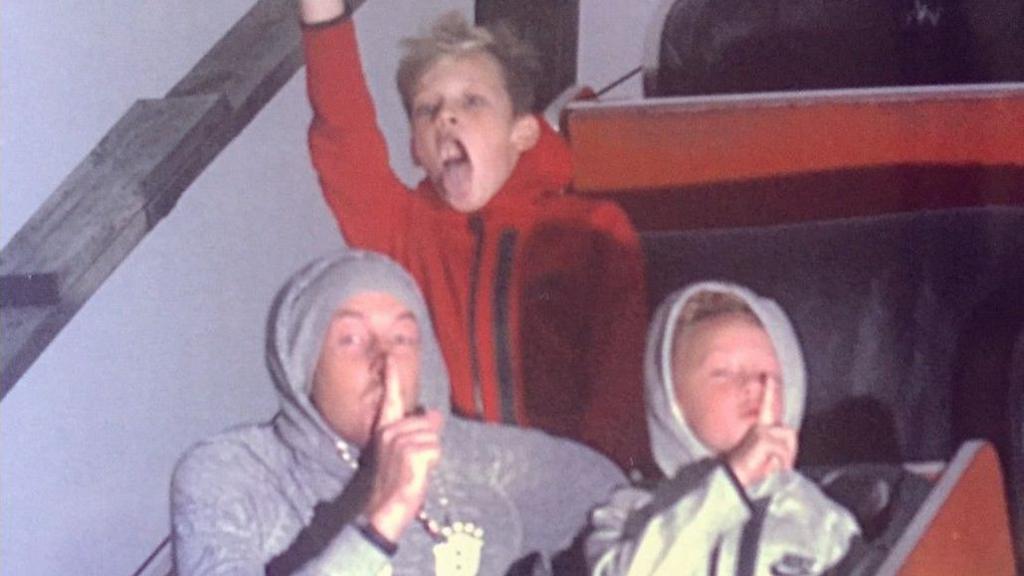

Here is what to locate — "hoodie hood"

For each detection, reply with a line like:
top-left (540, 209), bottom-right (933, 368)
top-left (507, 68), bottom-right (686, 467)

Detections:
top-left (267, 250), bottom-right (451, 465)
top-left (494, 115), bottom-right (574, 203)
top-left (645, 281), bottom-right (807, 476)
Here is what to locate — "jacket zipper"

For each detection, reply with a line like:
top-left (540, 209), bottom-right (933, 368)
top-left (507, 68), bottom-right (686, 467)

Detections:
top-left (493, 229), bottom-right (518, 424)
top-left (467, 215), bottom-right (486, 417)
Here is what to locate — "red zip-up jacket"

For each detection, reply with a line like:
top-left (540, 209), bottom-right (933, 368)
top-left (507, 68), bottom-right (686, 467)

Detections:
top-left (302, 19), bottom-right (651, 471)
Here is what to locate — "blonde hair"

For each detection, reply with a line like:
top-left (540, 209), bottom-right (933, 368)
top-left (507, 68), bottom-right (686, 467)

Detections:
top-left (396, 11), bottom-right (541, 118)
top-left (672, 290), bottom-right (762, 349)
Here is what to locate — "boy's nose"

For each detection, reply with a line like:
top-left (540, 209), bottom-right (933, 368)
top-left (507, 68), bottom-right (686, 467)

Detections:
top-left (438, 104), bottom-right (458, 125)
top-left (740, 372), bottom-right (766, 396)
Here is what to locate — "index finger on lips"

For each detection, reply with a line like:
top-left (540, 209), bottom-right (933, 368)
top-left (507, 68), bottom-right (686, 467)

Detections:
top-left (759, 372), bottom-right (777, 426)
top-left (377, 355), bottom-right (404, 428)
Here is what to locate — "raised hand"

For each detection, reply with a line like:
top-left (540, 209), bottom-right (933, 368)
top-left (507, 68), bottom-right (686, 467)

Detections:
top-left (363, 357), bottom-right (443, 542)
top-left (298, 0), bottom-right (372, 24)
top-left (298, 0), bottom-right (346, 25)
top-left (724, 376), bottom-right (797, 489)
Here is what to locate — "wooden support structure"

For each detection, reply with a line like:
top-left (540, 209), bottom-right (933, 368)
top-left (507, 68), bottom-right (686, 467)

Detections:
top-left (564, 83), bottom-right (1024, 231)
top-left (0, 0), bottom-right (303, 400)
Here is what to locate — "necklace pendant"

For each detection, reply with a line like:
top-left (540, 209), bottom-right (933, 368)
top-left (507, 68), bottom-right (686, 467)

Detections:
top-left (432, 521), bottom-right (484, 576)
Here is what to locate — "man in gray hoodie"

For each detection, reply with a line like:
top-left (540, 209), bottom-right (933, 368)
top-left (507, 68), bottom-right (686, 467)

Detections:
top-left (171, 250), bottom-right (625, 575)
top-left (586, 282), bottom-right (859, 576)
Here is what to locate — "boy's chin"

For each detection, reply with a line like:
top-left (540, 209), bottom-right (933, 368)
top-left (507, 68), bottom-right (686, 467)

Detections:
top-left (438, 186), bottom-right (490, 213)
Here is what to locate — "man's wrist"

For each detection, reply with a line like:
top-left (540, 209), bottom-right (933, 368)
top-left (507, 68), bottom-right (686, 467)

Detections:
top-left (357, 516), bottom-right (399, 557)
top-left (365, 502), bottom-right (411, 543)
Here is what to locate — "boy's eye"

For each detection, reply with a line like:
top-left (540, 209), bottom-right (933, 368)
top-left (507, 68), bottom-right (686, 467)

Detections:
top-left (709, 369), bottom-right (738, 385)
top-left (413, 102), bottom-right (439, 120)
top-left (709, 369), bottom-right (782, 388)
top-left (463, 94), bottom-right (485, 108)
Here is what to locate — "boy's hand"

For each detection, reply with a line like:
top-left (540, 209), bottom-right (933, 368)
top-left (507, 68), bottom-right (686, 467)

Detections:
top-left (725, 377), bottom-right (797, 488)
top-left (298, 0), bottom-right (348, 25)
top-left (363, 357), bottom-right (443, 542)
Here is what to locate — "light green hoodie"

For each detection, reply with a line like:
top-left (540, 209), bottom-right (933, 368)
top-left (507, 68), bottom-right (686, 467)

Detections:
top-left (586, 281), bottom-right (859, 576)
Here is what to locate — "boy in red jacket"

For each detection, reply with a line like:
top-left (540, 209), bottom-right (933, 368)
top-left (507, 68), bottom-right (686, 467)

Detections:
top-left (299, 0), bottom-right (651, 472)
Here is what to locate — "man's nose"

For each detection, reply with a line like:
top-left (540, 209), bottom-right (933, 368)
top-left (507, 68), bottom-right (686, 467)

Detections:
top-left (366, 337), bottom-right (390, 366)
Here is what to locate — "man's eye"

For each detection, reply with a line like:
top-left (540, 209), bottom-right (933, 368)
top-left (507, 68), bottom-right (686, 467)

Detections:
top-left (464, 94), bottom-right (485, 108)
top-left (338, 333), bottom-right (365, 348)
top-left (392, 333), bottom-right (420, 347)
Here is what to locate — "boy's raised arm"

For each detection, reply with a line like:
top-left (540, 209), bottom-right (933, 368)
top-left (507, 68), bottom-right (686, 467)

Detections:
top-left (298, 0), bottom-right (410, 251)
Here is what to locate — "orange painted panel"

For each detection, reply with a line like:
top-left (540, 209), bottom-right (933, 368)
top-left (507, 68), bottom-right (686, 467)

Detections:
top-left (566, 84), bottom-right (1024, 193)
top-left (898, 442), bottom-right (1017, 576)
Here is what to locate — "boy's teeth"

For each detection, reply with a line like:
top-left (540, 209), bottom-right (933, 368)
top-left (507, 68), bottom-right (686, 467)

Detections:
top-left (440, 139), bottom-right (467, 164)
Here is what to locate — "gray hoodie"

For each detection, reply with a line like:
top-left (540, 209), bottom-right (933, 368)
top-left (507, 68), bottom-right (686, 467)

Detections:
top-left (586, 281), bottom-right (859, 576)
top-left (172, 250), bottom-right (626, 575)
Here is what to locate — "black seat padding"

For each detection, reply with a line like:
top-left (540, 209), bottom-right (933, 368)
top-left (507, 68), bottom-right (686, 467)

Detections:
top-left (803, 463), bottom-right (933, 575)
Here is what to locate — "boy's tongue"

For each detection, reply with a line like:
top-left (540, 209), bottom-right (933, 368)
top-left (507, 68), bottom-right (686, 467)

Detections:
top-left (441, 140), bottom-right (472, 204)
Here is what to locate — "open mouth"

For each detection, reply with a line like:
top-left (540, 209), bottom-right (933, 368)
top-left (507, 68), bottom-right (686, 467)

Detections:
top-left (440, 136), bottom-right (468, 166)
top-left (438, 137), bottom-right (472, 201)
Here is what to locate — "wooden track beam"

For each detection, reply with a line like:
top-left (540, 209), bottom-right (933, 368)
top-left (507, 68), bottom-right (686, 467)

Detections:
top-left (0, 0), bottom-right (303, 400)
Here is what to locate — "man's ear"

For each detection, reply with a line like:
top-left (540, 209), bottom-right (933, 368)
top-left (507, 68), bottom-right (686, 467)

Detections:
top-left (511, 114), bottom-right (541, 153)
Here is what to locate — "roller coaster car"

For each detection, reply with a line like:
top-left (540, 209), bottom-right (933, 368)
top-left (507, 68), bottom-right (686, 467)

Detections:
top-left (556, 3), bottom-right (1022, 571)
top-left (551, 82), bottom-right (1023, 575)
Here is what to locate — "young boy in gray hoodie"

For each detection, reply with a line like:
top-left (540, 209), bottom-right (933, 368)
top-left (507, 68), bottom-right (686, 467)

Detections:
top-left (586, 282), bottom-right (860, 576)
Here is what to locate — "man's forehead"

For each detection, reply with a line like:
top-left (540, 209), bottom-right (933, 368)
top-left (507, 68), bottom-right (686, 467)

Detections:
top-left (332, 292), bottom-right (417, 321)
top-left (332, 308), bottom-right (416, 322)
